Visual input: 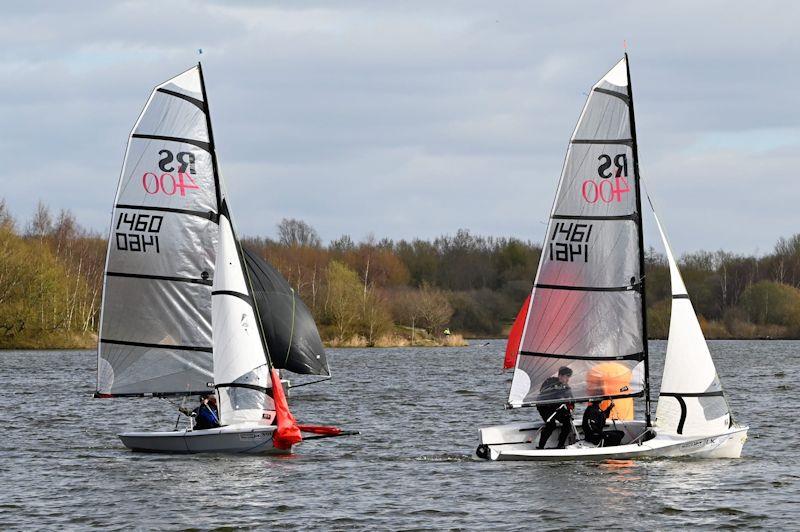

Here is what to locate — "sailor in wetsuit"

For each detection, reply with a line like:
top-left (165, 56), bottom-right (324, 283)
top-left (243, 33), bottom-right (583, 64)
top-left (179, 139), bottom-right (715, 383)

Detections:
top-left (582, 400), bottom-right (625, 447)
top-left (536, 366), bottom-right (574, 449)
top-left (191, 394), bottom-right (220, 430)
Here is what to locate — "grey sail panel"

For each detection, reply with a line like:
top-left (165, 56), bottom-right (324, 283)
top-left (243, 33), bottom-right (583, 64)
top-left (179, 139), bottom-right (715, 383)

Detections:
top-left (243, 247), bottom-right (329, 376)
top-left (97, 67), bottom-right (218, 396)
top-left (509, 58), bottom-right (645, 407)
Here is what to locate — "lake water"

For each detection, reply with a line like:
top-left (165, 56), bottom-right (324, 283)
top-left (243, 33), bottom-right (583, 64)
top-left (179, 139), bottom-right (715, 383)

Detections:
top-left (2, 340), bottom-right (798, 530)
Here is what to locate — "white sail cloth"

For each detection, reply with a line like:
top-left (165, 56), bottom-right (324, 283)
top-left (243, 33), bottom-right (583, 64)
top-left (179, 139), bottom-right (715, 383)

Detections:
top-left (509, 58), bottom-right (645, 407)
top-left (212, 211), bottom-right (274, 426)
top-left (651, 207), bottom-right (731, 436)
top-left (97, 67), bottom-right (218, 396)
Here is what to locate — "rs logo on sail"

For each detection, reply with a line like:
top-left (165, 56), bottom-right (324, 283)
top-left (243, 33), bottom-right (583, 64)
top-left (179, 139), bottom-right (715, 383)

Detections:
top-left (581, 153), bottom-right (631, 204)
top-left (141, 149), bottom-right (201, 197)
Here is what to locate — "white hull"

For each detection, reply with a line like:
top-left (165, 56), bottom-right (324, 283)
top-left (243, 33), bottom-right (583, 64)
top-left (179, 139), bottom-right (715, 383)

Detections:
top-left (477, 420), bottom-right (748, 461)
top-left (119, 423), bottom-right (291, 455)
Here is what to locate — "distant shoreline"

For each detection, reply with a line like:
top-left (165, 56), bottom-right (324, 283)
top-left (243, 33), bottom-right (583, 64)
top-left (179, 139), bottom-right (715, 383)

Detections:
top-left (2, 335), bottom-right (797, 351)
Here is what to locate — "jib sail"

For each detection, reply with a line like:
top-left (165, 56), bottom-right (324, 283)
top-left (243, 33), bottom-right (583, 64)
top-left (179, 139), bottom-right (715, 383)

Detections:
top-left (96, 66), bottom-right (219, 397)
top-left (651, 201), bottom-right (732, 436)
top-left (508, 56), bottom-right (649, 412)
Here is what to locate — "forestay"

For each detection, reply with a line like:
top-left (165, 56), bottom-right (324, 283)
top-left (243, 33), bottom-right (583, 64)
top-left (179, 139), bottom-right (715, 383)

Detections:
top-left (97, 66), bottom-right (219, 396)
top-left (508, 57), bottom-right (647, 408)
top-left (212, 205), bottom-right (274, 426)
top-left (651, 204), bottom-right (732, 435)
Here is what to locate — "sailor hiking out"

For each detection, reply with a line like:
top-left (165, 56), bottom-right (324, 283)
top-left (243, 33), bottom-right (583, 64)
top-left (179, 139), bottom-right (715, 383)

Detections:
top-left (535, 366), bottom-right (574, 449)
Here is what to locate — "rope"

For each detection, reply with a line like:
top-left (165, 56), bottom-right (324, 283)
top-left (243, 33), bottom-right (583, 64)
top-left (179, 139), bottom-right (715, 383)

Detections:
top-left (282, 288), bottom-right (297, 367)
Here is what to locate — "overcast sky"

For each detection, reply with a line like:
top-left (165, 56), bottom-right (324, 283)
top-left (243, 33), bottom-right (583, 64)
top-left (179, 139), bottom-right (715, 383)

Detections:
top-left (1, 1), bottom-right (798, 256)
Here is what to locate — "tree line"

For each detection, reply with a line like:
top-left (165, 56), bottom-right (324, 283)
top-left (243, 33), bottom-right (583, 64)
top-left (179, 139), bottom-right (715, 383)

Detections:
top-left (0, 200), bottom-right (798, 348)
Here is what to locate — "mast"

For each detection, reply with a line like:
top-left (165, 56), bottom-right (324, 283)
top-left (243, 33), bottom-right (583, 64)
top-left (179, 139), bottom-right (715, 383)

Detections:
top-left (197, 63), bottom-right (276, 378)
top-left (198, 62), bottom-right (223, 214)
top-left (625, 53), bottom-right (652, 427)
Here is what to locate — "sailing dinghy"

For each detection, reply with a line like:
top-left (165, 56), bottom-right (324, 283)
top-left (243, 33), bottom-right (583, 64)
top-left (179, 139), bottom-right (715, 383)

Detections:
top-left (476, 55), bottom-right (747, 461)
top-left (96, 64), bottom-right (353, 453)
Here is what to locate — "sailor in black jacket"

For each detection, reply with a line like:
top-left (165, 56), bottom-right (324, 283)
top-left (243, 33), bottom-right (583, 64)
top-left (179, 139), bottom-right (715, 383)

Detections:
top-left (582, 400), bottom-right (624, 447)
top-left (535, 366), bottom-right (574, 449)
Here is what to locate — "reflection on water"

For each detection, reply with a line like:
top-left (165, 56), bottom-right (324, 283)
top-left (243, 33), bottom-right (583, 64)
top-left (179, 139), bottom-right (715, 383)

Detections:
top-left (1, 340), bottom-right (798, 529)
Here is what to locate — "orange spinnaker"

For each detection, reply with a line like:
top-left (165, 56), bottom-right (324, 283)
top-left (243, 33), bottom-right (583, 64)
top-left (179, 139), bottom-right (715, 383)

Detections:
top-left (270, 368), bottom-right (303, 449)
top-left (504, 295), bottom-right (530, 370)
top-left (586, 362), bottom-right (634, 420)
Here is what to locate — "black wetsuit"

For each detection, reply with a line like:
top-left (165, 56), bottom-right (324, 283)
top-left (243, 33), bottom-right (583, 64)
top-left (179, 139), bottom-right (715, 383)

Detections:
top-left (535, 377), bottom-right (574, 449)
top-left (582, 403), bottom-right (624, 447)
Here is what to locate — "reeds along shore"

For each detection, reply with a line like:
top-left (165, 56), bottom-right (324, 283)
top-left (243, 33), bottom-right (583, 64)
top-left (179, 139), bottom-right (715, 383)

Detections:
top-left (1, 202), bottom-right (799, 349)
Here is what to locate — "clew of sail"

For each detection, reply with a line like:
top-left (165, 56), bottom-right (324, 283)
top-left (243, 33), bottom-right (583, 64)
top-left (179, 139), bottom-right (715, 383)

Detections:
top-left (97, 66), bottom-right (218, 397)
top-left (508, 57), bottom-right (646, 408)
top-left (212, 206), bottom-right (274, 426)
top-left (650, 200), bottom-right (732, 436)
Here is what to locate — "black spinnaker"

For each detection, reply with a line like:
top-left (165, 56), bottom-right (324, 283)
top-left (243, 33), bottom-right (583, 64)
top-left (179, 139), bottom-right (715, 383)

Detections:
top-left (242, 247), bottom-right (330, 376)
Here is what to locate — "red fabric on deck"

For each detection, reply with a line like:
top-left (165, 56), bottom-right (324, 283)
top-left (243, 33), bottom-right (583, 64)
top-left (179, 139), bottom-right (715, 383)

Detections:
top-left (270, 368), bottom-right (302, 449)
top-left (298, 425), bottom-right (342, 436)
top-left (503, 295), bottom-right (530, 370)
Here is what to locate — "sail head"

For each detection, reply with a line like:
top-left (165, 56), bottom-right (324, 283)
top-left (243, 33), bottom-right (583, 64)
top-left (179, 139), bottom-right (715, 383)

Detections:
top-left (508, 58), bottom-right (646, 408)
top-left (97, 66), bottom-right (218, 396)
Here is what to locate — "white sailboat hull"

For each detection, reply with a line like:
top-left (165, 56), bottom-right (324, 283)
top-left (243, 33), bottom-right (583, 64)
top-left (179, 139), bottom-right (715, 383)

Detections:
top-left (477, 420), bottom-right (748, 461)
top-left (119, 423), bottom-right (291, 454)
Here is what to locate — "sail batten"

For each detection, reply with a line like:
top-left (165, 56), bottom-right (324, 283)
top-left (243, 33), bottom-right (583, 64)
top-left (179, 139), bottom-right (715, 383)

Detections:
top-left (508, 57), bottom-right (647, 411)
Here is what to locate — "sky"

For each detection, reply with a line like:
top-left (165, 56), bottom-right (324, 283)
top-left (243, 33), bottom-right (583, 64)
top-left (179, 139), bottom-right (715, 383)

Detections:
top-left (1, 1), bottom-right (798, 256)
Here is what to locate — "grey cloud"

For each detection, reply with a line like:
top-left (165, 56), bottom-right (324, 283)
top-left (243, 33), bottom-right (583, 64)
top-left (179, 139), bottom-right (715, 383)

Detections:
top-left (1, 1), bottom-right (798, 257)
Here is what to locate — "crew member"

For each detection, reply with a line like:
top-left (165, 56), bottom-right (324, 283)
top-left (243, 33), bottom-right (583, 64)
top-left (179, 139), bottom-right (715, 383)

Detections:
top-left (536, 366), bottom-right (574, 449)
top-left (192, 393), bottom-right (220, 430)
top-left (582, 400), bottom-right (624, 447)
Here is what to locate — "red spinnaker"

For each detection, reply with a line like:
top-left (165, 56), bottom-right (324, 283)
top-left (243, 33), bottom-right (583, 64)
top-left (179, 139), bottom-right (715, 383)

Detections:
top-left (503, 295), bottom-right (530, 370)
top-left (270, 368), bottom-right (302, 449)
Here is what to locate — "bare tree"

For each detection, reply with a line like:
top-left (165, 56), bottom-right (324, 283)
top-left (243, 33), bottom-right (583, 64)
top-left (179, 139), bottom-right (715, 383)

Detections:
top-left (277, 218), bottom-right (321, 248)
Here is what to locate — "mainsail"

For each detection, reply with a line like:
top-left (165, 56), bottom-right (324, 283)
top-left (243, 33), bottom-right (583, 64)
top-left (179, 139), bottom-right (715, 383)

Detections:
top-left (96, 66), bottom-right (219, 397)
top-left (651, 202), bottom-right (732, 436)
top-left (508, 56), bottom-right (650, 416)
top-left (243, 247), bottom-right (330, 376)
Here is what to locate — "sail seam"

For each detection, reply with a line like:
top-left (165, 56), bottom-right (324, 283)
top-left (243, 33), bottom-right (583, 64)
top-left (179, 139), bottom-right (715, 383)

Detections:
top-left (214, 382), bottom-right (273, 395)
top-left (106, 272), bottom-right (213, 286)
top-left (211, 290), bottom-right (253, 305)
top-left (156, 88), bottom-right (206, 111)
top-left (519, 351), bottom-right (644, 361)
top-left (551, 214), bottom-right (637, 221)
top-left (660, 391), bottom-right (725, 397)
top-left (571, 138), bottom-right (633, 145)
top-left (593, 87), bottom-right (629, 104)
top-left (100, 339), bottom-right (212, 352)
top-left (115, 204), bottom-right (219, 222)
top-left (131, 134), bottom-right (210, 152)
top-left (534, 283), bottom-right (636, 292)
